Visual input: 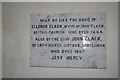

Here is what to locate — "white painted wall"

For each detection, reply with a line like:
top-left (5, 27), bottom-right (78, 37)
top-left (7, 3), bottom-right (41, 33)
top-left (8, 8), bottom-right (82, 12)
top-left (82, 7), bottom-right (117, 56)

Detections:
top-left (0, 1), bottom-right (1, 80)
top-left (2, 2), bottom-right (118, 78)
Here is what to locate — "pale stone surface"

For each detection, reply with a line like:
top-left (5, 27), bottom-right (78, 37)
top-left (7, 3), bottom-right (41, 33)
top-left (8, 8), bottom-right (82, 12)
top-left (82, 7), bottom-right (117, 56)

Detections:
top-left (30, 13), bottom-right (106, 68)
top-left (2, 3), bottom-right (118, 78)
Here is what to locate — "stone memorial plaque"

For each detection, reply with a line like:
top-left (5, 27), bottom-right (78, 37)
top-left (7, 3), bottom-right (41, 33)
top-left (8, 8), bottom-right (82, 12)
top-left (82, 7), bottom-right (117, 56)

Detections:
top-left (30, 13), bottom-right (106, 68)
